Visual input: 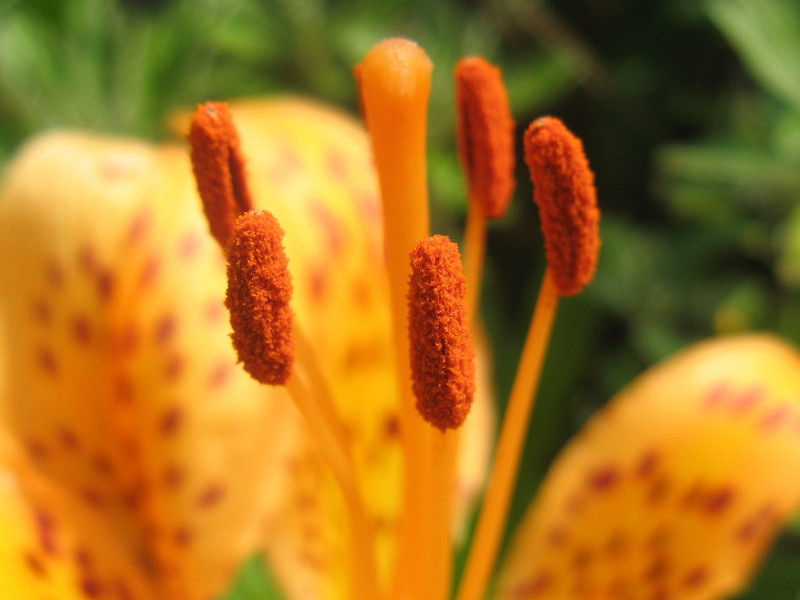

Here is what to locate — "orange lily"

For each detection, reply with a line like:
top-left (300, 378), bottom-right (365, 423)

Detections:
top-left (0, 35), bottom-right (799, 600)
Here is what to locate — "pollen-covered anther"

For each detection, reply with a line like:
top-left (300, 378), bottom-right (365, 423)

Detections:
top-left (524, 116), bottom-right (600, 297)
top-left (456, 56), bottom-right (516, 219)
top-left (408, 235), bottom-right (476, 430)
top-left (188, 102), bottom-right (254, 247)
top-left (225, 211), bottom-right (294, 386)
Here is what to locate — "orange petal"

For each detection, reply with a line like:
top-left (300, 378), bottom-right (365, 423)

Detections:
top-left (497, 334), bottom-right (800, 600)
top-left (0, 130), bottom-right (300, 600)
top-left (0, 428), bottom-right (155, 600)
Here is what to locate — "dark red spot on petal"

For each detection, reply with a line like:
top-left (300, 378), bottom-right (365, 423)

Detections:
top-left (164, 353), bottom-right (185, 381)
top-left (683, 566), bottom-right (708, 589)
top-left (92, 454), bottom-right (114, 477)
top-left (96, 270), bottom-right (114, 302)
top-left (57, 427), bottom-right (80, 452)
top-left (155, 314), bottom-right (177, 346)
top-left (197, 484), bottom-right (226, 508)
top-left (636, 449), bottom-right (660, 478)
top-left (384, 414), bottom-right (400, 438)
top-left (47, 261), bottom-right (65, 289)
top-left (25, 439), bottom-right (50, 462)
top-left (159, 405), bottom-right (184, 436)
top-left (731, 387), bottom-right (763, 413)
top-left (80, 575), bottom-right (104, 597)
top-left (24, 551), bottom-right (47, 577)
top-left (173, 527), bottom-right (192, 546)
top-left (703, 382), bottom-right (728, 409)
top-left (33, 509), bottom-right (57, 555)
top-left (138, 255), bottom-right (161, 289)
top-left (32, 300), bottom-right (52, 325)
top-left (509, 570), bottom-right (553, 598)
top-left (761, 404), bottom-right (791, 431)
top-left (81, 488), bottom-right (106, 509)
top-left (588, 465), bottom-right (619, 492)
top-left (127, 210), bottom-right (152, 246)
top-left (36, 347), bottom-right (58, 377)
top-left (205, 299), bottom-right (226, 323)
top-left (163, 464), bottom-right (185, 489)
top-left (114, 375), bottom-right (134, 404)
top-left (115, 327), bottom-right (139, 355)
top-left (208, 360), bottom-right (233, 389)
top-left (705, 486), bottom-right (735, 516)
top-left (179, 232), bottom-right (202, 261)
top-left (72, 314), bottom-right (92, 344)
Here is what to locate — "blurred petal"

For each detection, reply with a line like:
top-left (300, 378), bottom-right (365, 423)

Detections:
top-left (497, 334), bottom-right (800, 600)
top-left (0, 130), bottom-right (300, 599)
top-left (197, 99), bottom-right (495, 598)
top-left (0, 428), bottom-right (155, 599)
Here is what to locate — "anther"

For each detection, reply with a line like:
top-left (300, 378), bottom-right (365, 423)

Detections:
top-left (225, 211), bottom-right (294, 386)
top-left (188, 102), bottom-right (254, 247)
top-left (408, 235), bottom-right (476, 430)
top-left (456, 57), bottom-right (516, 219)
top-left (524, 116), bottom-right (600, 297)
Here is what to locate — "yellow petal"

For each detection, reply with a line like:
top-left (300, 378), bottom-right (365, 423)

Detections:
top-left (497, 334), bottom-right (800, 600)
top-left (213, 98), bottom-right (494, 599)
top-left (0, 428), bottom-right (155, 600)
top-left (0, 130), bottom-right (300, 599)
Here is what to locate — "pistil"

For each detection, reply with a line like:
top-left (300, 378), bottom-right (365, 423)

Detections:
top-left (356, 38), bottom-right (439, 600)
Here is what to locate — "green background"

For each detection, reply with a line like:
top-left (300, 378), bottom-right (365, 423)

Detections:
top-left (2, 0), bottom-right (800, 597)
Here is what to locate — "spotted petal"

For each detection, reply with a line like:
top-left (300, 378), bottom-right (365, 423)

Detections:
top-left (0, 130), bottom-right (300, 599)
top-left (0, 427), bottom-right (155, 600)
top-left (497, 334), bottom-right (800, 600)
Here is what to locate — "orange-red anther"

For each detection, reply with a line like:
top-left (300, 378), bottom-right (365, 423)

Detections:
top-left (225, 211), bottom-right (294, 386)
top-left (524, 116), bottom-right (600, 297)
top-left (408, 235), bottom-right (476, 430)
top-left (455, 56), bottom-right (516, 219)
top-left (188, 102), bottom-right (254, 247)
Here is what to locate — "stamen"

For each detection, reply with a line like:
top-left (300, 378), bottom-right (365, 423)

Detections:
top-left (224, 211), bottom-right (294, 386)
top-left (455, 56), bottom-right (515, 322)
top-left (457, 117), bottom-right (600, 600)
top-left (524, 116), bottom-right (599, 297)
top-left (188, 102), bottom-right (254, 247)
top-left (455, 57), bottom-right (515, 220)
top-left (408, 235), bottom-right (475, 430)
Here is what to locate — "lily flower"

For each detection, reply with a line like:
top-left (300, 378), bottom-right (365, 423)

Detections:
top-left (0, 35), bottom-right (799, 600)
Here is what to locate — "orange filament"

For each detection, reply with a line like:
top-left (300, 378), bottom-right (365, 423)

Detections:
top-left (224, 211), bottom-right (294, 386)
top-left (524, 116), bottom-right (599, 297)
top-left (188, 102), bottom-right (254, 247)
top-left (408, 235), bottom-right (476, 431)
top-left (455, 57), bottom-right (516, 220)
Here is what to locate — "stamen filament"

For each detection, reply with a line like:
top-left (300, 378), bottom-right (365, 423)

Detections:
top-left (463, 205), bottom-right (487, 325)
top-left (458, 116), bottom-right (599, 600)
top-left (455, 269), bottom-right (559, 600)
top-left (357, 38), bottom-right (439, 600)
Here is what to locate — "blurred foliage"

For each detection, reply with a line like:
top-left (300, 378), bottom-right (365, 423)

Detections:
top-left (3, 0), bottom-right (800, 598)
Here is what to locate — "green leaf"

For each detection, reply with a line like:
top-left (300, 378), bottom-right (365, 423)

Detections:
top-left (217, 554), bottom-right (285, 600)
top-left (707, 0), bottom-right (800, 111)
